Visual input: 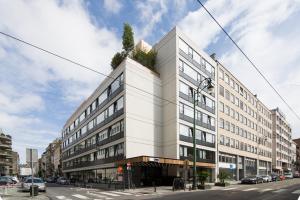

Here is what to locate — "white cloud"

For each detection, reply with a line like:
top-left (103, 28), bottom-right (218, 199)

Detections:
top-left (103, 0), bottom-right (122, 14)
top-left (178, 0), bottom-right (300, 137)
top-left (0, 0), bottom-right (121, 162)
top-left (134, 0), bottom-right (169, 40)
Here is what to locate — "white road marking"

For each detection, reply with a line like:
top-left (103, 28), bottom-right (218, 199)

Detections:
top-left (273, 189), bottom-right (287, 193)
top-left (99, 192), bottom-right (120, 197)
top-left (223, 187), bottom-right (237, 190)
top-left (242, 188), bottom-right (258, 191)
top-left (56, 196), bottom-right (72, 200)
top-left (260, 188), bottom-right (273, 192)
top-left (111, 191), bottom-right (132, 195)
top-left (86, 192), bottom-right (113, 199)
top-left (292, 190), bottom-right (300, 194)
top-left (72, 194), bottom-right (89, 199)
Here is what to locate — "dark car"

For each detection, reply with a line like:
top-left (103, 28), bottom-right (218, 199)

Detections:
top-left (0, 176), bottom-right (13, 185)
top-left (271, 173), bottom-right (280, 181)
top-left (241, 175), bottom-right (264, 184)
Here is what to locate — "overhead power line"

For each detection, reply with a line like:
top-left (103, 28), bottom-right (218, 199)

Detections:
top-left (196, 0), bottom-right (300, 121)
top-left (0, 31), bottom-right (180, 106)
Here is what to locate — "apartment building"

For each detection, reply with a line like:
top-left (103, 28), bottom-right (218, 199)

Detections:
top-left (217, 63), bottom-right (272, 180)
top-left (12, 151), bottom-right (19, 176)
top-left (61, 27), bottom-right (218, 185)
top-left (271, 108), bottom-right (293, 173)
top-left (0, 129), bottom-right (13, 176)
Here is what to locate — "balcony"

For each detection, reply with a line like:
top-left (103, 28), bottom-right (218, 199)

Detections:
top-left (179, 92), bottom-right (215, 114)
top-left (63, 84), bottom-right (124, 139)
top-left (63, 108), bottom-right (124, 151)
top-left (179, 49), bottom-right (215, 80)
top-left (180, 156), bottom-right (215, 164)
top-left (62, 131), bottom-right (124, 160)
top-left (179, 113), bottom-right (216, 131)
top-left (179, 71), bottom-right (215, 98)
top-left (62, 155), bottom-right (124, 170)
top-left (179, 135), bottom-right (215, 148)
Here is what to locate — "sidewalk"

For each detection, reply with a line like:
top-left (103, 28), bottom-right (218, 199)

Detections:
top-left (0, 187), bottom-right (49, 200)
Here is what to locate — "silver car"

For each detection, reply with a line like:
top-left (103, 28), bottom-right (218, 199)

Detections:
top-left (22, 178), bottom-right (46, 192)
top-left (261, 175), bottom-right (272, 182)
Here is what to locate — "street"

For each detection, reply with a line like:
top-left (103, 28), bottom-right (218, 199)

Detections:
top-left (45, 179), bottom-right (300, 200)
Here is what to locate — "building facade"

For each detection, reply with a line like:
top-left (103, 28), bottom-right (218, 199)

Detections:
top-left (271, 108), bottom-right (293, 173)
top-left (53, 139), bottom-right (62, 177)
top-left (12, 151), bottom-right (19, 176)
top-left (0, 129), bottom-right (13, 176)
top-left (293, 138), bottom-right (300, 172)
top-left (61, 27), bottom-right (218, 185)
top-left (217, 64), bottom-right (272, 180)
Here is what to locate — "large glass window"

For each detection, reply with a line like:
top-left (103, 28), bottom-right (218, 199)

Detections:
top-left (88, 120), bottom-right (94, 130)
top-left (81, 125), bottom-right (87, 135)
top-left (98, 130), bottom-right (108, 142)
top-left (179, 38), bottom-right (189, 54)
top-left (111, 122), bottom-right (121, 136)
top-left (116, 97), bottom-right (124, 110)
top-left (98, 90), bottom-right (107, 106)
top-left (179, 124), bottom-right (192, 137)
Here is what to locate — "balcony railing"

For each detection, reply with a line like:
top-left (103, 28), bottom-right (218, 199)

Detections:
top-left (62, 132), bottom-right (124, 160)
top-left (179, 92), bottom-right (215, 114)
top-left (179, 49), bottom-right (215, 80)
top-left (179, 113), bottom-right (216, 131)
top-left (180, 156), bottom-right (215, 164)
top-left (179, 71), bottom-right (215, 98)
top-left (179, 135), bottom-right (215, 148)
top-left (63, 108), bottom-right (124, 151)
top-left (63, 84), bottom-right (124, 140)
top-left (62, 155), bottom-right (124, 170)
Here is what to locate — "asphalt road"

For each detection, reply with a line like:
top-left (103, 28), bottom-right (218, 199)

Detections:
top-left (45, 179), bottom-right (300, 200)
top-left (150, 179), bottom-right (300, 200)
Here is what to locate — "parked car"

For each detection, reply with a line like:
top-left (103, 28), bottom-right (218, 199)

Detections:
top-left (241, 175), bottom-right (264, 184)
top-left (294, 171), bottom-right (300, 178)
top-left (45, 177), bottom-right (56, 183)
top-left (57, 177), bottom-right (70, 185)
top-left (22, 178), bottom-right (46, 192)
top-left (261, 175), bottom-right (272, 183)
top-left (11, 176), bottom-right (19, 183)
top-left (271, 173), bottom-right (280, 181)
top-left (0, 176), bottom-right (13, 185)
top-left (284, 172), bottom-right (293, 179)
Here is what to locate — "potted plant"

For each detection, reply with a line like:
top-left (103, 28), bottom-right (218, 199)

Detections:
top-left (215, 171), bottom-right (230, 187)
top-left (197, 171), bottom-right (211, 189)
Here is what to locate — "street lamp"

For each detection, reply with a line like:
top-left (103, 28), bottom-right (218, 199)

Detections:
top-left (192, 77), bottom-right (214, 190)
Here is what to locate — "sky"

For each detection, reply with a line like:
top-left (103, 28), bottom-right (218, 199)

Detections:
top-left (0, 0), bottom-right (300, 163)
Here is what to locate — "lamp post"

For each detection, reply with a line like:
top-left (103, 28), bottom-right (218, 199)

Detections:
top-left (192, 77), bottom-right (214, 190)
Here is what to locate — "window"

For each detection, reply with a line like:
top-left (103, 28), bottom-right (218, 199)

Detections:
top-left (98, 149), bottom-right (105, 159)
top-left (219, 101), bottom-right (224, 112)
top-left (179, 39), bottom-right (189, 54)
top-left (115, 143), bottom-right (124, 155)
top-left (98, 130), bottom-right (108, 141)
top-left (88, 120), bottom-right (94, 130)
top-left (109, 146), bottom-right (114, 157)
top-left (79, 112), bottom-right (86, 122)
top-left (225, 121), bottom-right (230, 131)
top-left (96, 112), bottom-right (104, 125)
top-left (179, 146), bottom-right (188, 157)
top-left (225, 105), bottom-right (230, 115)
top-left (116, 97), bottom-right (124, 110)
top-left (92, 100), bottom-right (97, 111)
top-left (225, 90), bottom-right (230, 100)
top-left (108, 104), bottom-right (114, 117)
top-left (230, 79), bottom-right (234, 88)
top-left (224, 74), bottom-right (229, 84)
top-left (111, 78), bottom-right (120, 94)
top-left (219, 85), bottom-right (224, 96)
top-left (225, 137), bottom-right (230, 146)
top-left (220, 135), bottom-right (224, 145)
top-left (111, 122), bottom-right (121, 136)
top-left (81, 125), bottom-right (87, 135)
top-left (179, 124), bottom-right (193, 137)
top-left (98, 90), bottom-right (107, 106)
top-left (219, 118), bottom-right (224, 128)
top-left (219, 69), bottom-right (224, 80)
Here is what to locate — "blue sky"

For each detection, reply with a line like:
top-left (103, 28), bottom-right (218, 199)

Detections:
top-left (0, 0), bottom-right (300, 163)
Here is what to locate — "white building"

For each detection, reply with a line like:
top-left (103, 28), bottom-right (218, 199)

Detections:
top-left (61, 27), bottom-right (218, 185)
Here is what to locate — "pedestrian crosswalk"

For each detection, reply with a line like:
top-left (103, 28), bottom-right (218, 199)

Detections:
top-left (53, 190), bottom-right (158, 200)
top-left (214, 186), bottom-right (297, 194)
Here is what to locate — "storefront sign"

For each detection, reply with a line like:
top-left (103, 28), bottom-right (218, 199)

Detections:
top-left (219, 162), bottom-right (236, 169)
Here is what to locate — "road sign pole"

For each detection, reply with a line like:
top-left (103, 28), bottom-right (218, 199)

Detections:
top-left (31, 149), bottom-right (33, 198)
